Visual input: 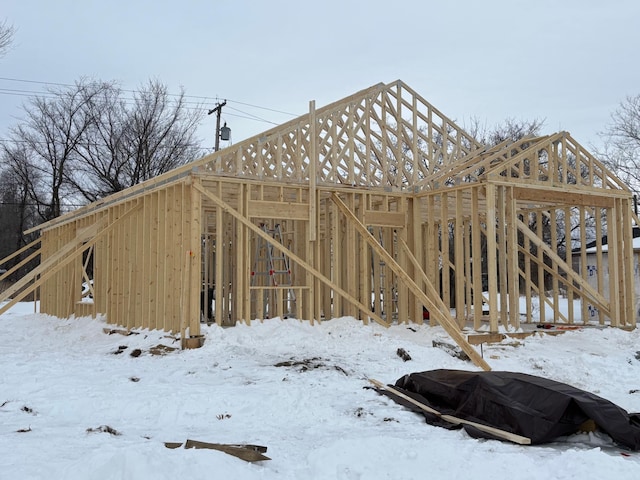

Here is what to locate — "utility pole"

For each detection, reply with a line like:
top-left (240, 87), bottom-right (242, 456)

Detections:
top-left (208, 100), bottom-right (227, 151)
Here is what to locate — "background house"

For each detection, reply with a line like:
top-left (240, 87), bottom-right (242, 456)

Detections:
top-left (573, 226), bottom-right (640, 322)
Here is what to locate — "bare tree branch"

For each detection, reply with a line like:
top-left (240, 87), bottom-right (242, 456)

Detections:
top-left (72, 79), bottom-right (204, 201)
top-left (598, 95), bottom-right (640, 196)
top-left (7, 80), bottom-right (105, 219)
top-left (0, 19), bottom-right (15, 57)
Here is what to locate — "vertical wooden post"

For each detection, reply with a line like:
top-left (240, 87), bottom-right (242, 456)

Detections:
top-left (172, 184), bottom-right (184, 333)
top-left (550, 207), bottom-right (559, 322)
top-left (309, 101), bottom-right (317, 242)
top-left (309, 101), bottom-right (322, 323)
top-left (359, 194), bottom-right (370, 324)
top-left (426, 194), bottom-right (437, 326)
top-left (331, 199), bottom-right (342, 316)
top-left (158, 188), bottom-right (169, 330)
top-left (607, 204), bottom-right (620, 326)
top-left (383, 226), bottom-right (394, 322)
top-left (215, 183), bottom-right (224, 325)
top-left (346, 193), bottom-right (357, 318)
top-left (621, 198), bottom-right (635, 327)
top-left (440, 193), bottom-right (450, 311)
top-left (454, 190), bottom-right (465, 327)
top-left (523, 213), bottom-right (533, 325)
top-left (127, 203), bottom-right (139, 330)
top-left (579, 207), bottom-right (588, 324)
top-left (506, 186), bottom-right (520, 330)
top-left (397, 197), bottom-right (409, 325)
top-left (536, 210), bottom-right (547, 323)
top-left (235, 183), bottom-right (249, 324)
top-left (594, 208), bottom-right (604, 324)
top-left (372, 226), bottom-right (382, 318)
top-left (163, 190), bottom-right (173, 331)
top-left (485, 184), bottom-right (499, 332)
top-left (322, 197), bottom-right (333, 319)
top-left (314, 201), bottom-right (323, 322)
top-left (411, 196), bottom-right (423, 323)
top-left (496, 186), bottom-right (508, 329)
top-left (471, 187), bottom-right (483, 330)
top-left (116, 203), bottom-right (126, 328)
top-left (140, 195), bottom-right (150, 329)
top-left (188, 177), bottom-right (202, 337)
top-left (564, 206), bottom-right (574, 324)
top-left (464, 218), bottom-right (472, 327)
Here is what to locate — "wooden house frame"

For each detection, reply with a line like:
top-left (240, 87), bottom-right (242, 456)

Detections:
top-left (0, 80), bottom-right (636, 371)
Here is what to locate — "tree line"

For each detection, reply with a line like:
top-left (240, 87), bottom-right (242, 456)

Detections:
top-left (0, 79), bottom-right (205, 263)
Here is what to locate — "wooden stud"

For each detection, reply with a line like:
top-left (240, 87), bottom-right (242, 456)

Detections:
top-left (485, 184), bottom-right (499, 332)
top-left (471, 187), bottom-right (483, 330)
top-left (454, 190), bottom-right (465, 327)
top-left (506, 187), bottom-right (520, 330)
top-left (621, 198), bottom-right (635, 327)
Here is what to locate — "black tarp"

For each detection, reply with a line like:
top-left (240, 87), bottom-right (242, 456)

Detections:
top-left (384, 370), bottom-right (640, 450)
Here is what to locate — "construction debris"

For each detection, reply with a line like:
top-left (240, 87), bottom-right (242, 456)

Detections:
top-left (165, 440), bottom-right (270, 462)
top-left (86, 425), bottom-right (121, 436)
top-left (396, 348), bottom-right (412, 362)
top-left (432, 340), bottom-right (470, 362)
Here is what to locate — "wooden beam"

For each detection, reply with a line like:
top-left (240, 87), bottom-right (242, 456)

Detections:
top-left (309, 100), bottom-right (317, 241)
top-left (466, 330), bottom-right (568, 345)
top-left (485, 184), bottom-right (499, 332)
top-left (471, 187), bottom-right (483, 329)
top-left (248, 200), bottom-right (309, 220)
top-left (509, 184), bottom-right (618, 208)
top-left (369, 379), bottom-right (530, 445)
top-left (364, 210), bottom-right (406, 227)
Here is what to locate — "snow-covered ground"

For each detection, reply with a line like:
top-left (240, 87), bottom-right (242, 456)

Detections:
top-left (1, 301), bottom-right (639, 479)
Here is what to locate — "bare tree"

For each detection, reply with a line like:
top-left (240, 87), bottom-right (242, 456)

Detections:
top-left (466, 117), bottom-right (545, 146)
top-left (0, 19), bottom-right (15, 57)
top-left (4, 78), bottom-right (205, 220)
top-left (0, 149), bottom-right (41, 278)
top-left (597, 94), bottom-right (640, 196)
top-left (6, 81), bottom-right (105, 220)
top-left (71, 79), bottom-right (204, 201)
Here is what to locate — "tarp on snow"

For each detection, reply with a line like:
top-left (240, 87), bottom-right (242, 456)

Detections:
top-left (385, 370), bottom-right (640, 450)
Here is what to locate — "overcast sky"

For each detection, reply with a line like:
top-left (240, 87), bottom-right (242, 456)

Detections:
top-left (2, 0), bottom-right (639, 154)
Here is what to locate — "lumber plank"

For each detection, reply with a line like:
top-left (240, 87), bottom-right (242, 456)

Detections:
top-left (248, 200), bottom-right (309, 220)
top-left (369, 379), bottom-right (531, 445)
top-left (364, 210), bottom-right (405, 227)
top-left (182, 440), bottom-right (270, 462)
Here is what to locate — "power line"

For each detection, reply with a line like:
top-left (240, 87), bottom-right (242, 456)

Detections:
top-left (0, 75), bottom-right (300, 117)
top-left (0, 87), bottom-right (288, 126)
top-left (0, 137), bottom-right (206, 149)
top-left (225, 105), bottom-right (279, 125)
